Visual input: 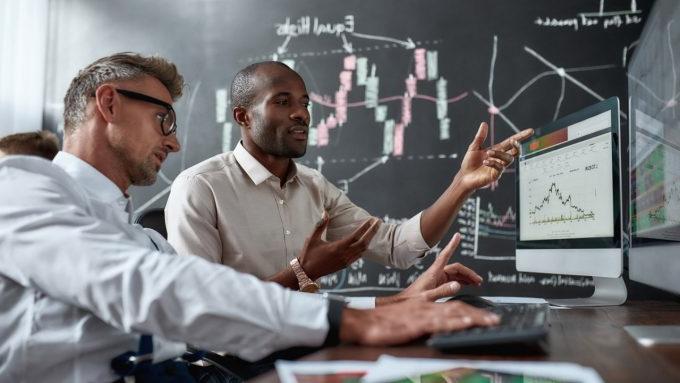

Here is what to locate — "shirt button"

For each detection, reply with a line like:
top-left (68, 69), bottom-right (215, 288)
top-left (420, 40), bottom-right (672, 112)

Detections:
top-left (285, 230), bottom-right (291, 236)
top-left (278, 199), bottom-right (285, 205)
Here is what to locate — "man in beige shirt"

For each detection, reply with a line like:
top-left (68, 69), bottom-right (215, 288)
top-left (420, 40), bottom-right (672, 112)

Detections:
top-left (166, 61), bottom-right (532, 302)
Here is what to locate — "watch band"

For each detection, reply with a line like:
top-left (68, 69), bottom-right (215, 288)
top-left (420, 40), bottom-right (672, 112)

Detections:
top-left (290, 257), bottom-right (320, 293)
top-left (322, 298), bottom-right (345, 347)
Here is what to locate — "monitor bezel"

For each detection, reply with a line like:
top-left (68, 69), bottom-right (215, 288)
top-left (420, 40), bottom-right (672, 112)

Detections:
top-left (515, 97), bottom-right (622, 250)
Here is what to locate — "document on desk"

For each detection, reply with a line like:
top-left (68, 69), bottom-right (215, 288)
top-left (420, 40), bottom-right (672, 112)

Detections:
top-left (276, 355), bottom-right (603, 383)
top-left (363, 356), bottom-right (603, 383)
top-left (276, 360), bottom-right (373, 383)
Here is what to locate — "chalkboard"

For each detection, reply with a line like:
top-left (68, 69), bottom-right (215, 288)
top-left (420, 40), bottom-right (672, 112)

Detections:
top-left (44, 0), bottom-right (652, 298)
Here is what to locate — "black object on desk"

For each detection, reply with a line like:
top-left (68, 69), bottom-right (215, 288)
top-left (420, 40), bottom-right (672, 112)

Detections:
top-left (445, 294), bottom-right (498, 309)
top-left (428, 297), bottom-right (549, 350)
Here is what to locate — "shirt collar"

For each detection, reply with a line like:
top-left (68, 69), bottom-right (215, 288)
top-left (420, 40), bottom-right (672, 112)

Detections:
top-left (52, 151), bottom-right (133, 218)
top-left (233, 141), bottom-right (298, 186)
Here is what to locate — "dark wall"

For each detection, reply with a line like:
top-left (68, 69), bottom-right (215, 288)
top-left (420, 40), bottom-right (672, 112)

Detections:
top-left (44, 0), bottom-right (653, 297)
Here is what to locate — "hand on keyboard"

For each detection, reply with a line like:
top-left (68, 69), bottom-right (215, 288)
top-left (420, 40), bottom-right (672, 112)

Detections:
top-left (427, 303), bottom-right (550, 350)
top-left (341, 299), bottom-right (501, 346)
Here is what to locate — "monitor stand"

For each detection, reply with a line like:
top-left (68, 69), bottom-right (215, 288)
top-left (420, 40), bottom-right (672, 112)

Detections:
top-left (547, 276), bottom-right (627, 307)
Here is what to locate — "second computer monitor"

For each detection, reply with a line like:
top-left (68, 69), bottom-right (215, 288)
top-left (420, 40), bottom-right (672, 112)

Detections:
top-left (515, 97), bottom-right (625, 306)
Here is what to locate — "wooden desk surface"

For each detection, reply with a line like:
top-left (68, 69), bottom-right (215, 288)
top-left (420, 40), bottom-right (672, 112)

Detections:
top-left (251, 300), bottom-right (680, 382)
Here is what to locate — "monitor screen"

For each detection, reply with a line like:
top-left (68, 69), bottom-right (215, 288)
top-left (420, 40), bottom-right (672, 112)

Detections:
top-left (630, 113), bottom-right (680, 242)
top-left (516, 98), bottom-right (621, 250)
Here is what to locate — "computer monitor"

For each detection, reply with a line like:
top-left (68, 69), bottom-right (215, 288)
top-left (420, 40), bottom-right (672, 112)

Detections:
top-left (625, 0), bottom-right (680, 345)
top-left (515, 97), bottom-right (626, 306)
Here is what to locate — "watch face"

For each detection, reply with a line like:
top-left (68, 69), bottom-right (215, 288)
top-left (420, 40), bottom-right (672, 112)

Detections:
top-left (301, 283), bottom-right (320, 293)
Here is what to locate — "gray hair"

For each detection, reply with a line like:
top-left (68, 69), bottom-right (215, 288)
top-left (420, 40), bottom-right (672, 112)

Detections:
top-left (63, 52), bottom-right (184, 134)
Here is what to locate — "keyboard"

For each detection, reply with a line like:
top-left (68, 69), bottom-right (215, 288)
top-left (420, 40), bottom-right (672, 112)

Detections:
top-left (427, 303), bottom-right (549, 350)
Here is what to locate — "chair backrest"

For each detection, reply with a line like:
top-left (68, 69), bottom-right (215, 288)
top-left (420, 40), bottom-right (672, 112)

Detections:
top-left (136, 208), bottom-right (167, 239)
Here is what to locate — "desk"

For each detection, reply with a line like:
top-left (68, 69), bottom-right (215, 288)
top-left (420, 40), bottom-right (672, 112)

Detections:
top-left (251, 300), bottom-right (680, 382)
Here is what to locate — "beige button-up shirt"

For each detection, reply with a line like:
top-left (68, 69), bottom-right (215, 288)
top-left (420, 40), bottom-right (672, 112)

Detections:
top-left (165, 142), bottom-right (430, 280)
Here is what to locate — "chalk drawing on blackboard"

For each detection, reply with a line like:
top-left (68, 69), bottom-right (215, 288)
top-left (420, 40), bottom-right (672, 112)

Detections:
top-left (307, 52), bottom-right (468, 156)
top-left (473, 35), bottom-right (620, 157)
top-left (523, 46), bottom-right (626, 119)
top-left (535, 0), bottom-right (643, 31)
top-left (457, 197), bottom-right (516, 262)
top-left (582, 0), bottom-right (640, 18)
top-left (622, 40), bottom-right (640, 67)
top-left (270, 15), bottom-right (421, 62)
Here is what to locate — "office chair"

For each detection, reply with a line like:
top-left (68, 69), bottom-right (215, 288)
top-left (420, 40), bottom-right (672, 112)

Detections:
top-left (136, 208), bottom-right (167, 239)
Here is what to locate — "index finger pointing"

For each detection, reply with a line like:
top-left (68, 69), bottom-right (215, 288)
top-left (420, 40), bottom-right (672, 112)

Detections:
top-left (510, 128), bottom-right (534, 143)
top-left (434, 232), bottom-right (461, 268)
top-left (468, 122), bottom-right (489, 150)
top-left (495, 128), bottom-right (533, 150)
top-left (444, 263), bottom-right (483, 285)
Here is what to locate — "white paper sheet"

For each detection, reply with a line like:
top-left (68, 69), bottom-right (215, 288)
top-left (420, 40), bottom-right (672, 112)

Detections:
top-left (363, 355), bottom-right (603, 383)
top-left (276, 355), bottom-right (603, 383)
top-left (276, 360), bottom-right (374, 383)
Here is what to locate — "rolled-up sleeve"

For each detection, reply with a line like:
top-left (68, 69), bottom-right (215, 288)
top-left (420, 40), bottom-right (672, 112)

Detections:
top-left (390, 212), bottom-right (431, 267)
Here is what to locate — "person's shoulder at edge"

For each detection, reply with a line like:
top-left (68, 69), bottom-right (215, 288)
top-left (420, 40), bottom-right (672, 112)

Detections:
top-left (174, 151), bottom-right (237, 182)
top-left (1, 154), bottom-right (74, 186)
top-left (0, 155), bottom-right (89, 207)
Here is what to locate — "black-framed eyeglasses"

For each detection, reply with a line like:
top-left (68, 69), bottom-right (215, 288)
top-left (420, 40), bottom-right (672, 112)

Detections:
top-left (115, 88), bottom-right (177, 136)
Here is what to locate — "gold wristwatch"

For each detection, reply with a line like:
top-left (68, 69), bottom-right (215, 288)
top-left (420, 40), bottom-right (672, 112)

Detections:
top-left (290, 257), bottom-right (320, 293)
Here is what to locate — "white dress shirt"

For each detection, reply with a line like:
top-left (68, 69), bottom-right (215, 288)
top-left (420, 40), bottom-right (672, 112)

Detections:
top-left (166, 142), bottom-right (431, 301)
top-left (0, 154), bottom-right (330, 383)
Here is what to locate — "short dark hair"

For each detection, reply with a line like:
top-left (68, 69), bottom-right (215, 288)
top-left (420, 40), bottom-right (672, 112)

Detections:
top-left (0, 131), bottom-right (60, 160)
top-left (230, 61), bottom-right (294, 109)
top-left (63, 52), bottom-right (184, 134)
